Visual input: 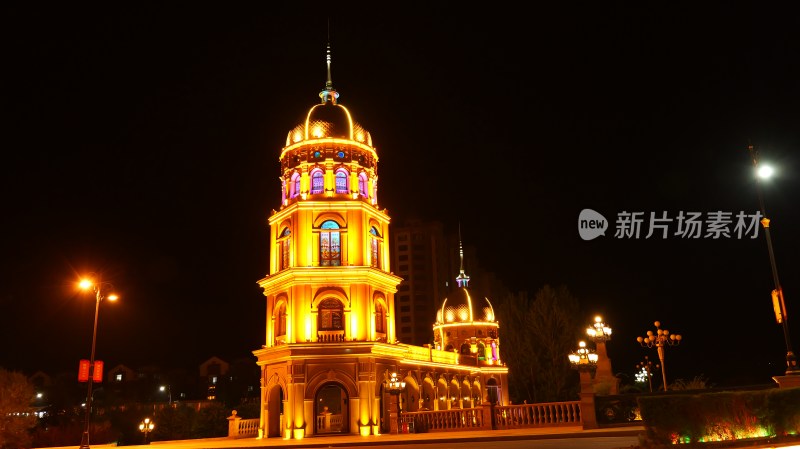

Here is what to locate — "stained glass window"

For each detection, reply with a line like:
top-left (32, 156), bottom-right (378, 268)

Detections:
top-left (311, 170), bottom-right (324, 194)
top-left (320, 220), bottom-right (341, 266)
top-left (358, 172), bottom-right (368, 198)
top-left (291, 173), bottom-right (301, 198)
top-left (335, 170), bottom-right (348, 194)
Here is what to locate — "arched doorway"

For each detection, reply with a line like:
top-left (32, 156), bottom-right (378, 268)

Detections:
top-left (487, 378), bottom-right (500, 405)
top-left (266, 385), bottom-right (284, 438)
top-left (315, 382), bottom-right (349, 434)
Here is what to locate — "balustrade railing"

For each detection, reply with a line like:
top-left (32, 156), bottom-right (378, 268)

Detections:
top-left (493, 401), bottom-right (582, 429)
top-left (401, 407), bottom-right (488, 432)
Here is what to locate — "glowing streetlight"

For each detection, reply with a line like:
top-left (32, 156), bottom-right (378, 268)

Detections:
top-left (78, 277), bottom-right (118, 449)
top-left (568, 341), bottom-right (599, 370)
top-left (635, 356), bottom-right (659, 393)
top-left (586, 315), bottom-right (617, 394)
top-left (386, 372), bottom-right (406, 434)
top-left (568, 341), bottom-right (599, 429)
top-left (138, 417), bottom-right (154, 444)
top-left (159, 385), bottom-right (172, 405)
top-left (747, 144), bottom-right (799, 377)
top-left (637, 321), bottom-right (681, 391)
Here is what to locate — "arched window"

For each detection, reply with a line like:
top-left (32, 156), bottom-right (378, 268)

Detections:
top-left (290, 172), bottom-right (301, 198)
top-left (369, 226), bottom-right (382, 268)
top-left (318, 298), bottom-right (344, 331)
top-left (319, 220), bottom-right (342, 266)
top-left (311, 169), bottom-right (324, 194)
top-left (335, 169), bottom-right (348, 194)
top-left (375, 302), bottom-right (386, 334)
top-left (358, 172), bottom-right (368, 198)
top-left (275, 302), bottom-right (287, 339)
top-left (277, 227), bottom-right (291, 271)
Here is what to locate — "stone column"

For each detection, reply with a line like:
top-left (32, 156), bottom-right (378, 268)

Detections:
top-left (579, 370), bottom-right (598, 429)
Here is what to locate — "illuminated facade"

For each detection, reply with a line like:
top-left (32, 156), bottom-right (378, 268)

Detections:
top-left (253, 46), bottom-right (508, 440)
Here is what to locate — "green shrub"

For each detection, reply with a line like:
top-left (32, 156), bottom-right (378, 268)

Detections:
top-left (638, 387), bottom-right (800, 446)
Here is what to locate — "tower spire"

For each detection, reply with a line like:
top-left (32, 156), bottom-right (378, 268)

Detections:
top-left (320, 18), bottom-right (339, 104)
top-left (456, 222), bottom-right (470, 288)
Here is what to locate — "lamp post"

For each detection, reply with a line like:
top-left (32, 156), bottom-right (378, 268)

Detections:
top-left (568, 341), bottom-right (599, 429)
top-left (747, 144), bottom-right (799, 377)
top-left (386, 372), bottom-right (406, 434)
top-left (586, 315), bottom-right (617, 394)
top-left (138, 417), bottom-right (154, 444)
top-left (159, 385), bottom-right (172, 406)
top-left (635, 356), bottom-right (659, 393)
top-left (78, 278), bottom-right (118, 449)
top-left (637, 321), bottom-right (681, 391)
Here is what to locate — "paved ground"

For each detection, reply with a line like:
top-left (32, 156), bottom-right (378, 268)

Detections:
top-left (51, 425), bottom-right (800, 449)
top-left (66, 425), bottom-right (644, 449)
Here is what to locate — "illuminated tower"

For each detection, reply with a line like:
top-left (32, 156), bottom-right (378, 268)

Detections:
top-left (253, 43), bottom-right (508, 440)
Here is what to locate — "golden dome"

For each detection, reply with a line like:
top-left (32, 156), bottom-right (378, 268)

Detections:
top-left (436, 287), bottom-right (496, 324)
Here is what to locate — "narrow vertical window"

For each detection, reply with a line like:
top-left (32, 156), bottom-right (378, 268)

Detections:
top-left (369, 226), bottom-right (382, 269)
top-left (358, 172), bottom-right (369, 198)
top-left (375, 303), bottom-right (386, 334)
top-left (276, 303), bottom-right (287, 337)
top-left (320, 220), bottom-right (341, 266)
top-left (311, 169), bottom-right (324, 194)
top-left (277, 227), bottom-right (291, 270)
top-left (291, 173), bottom-right (301, 198)
top-left (335, 170), bottom-right (348, 194)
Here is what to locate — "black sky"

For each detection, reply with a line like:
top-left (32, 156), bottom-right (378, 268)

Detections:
top-left (2, 4), bottom-right (799, 388)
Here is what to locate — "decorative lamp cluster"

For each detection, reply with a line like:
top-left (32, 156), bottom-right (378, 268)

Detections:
top-left (586, 315), bottom-right (612, 341)
top-left (568, 341), bottom-right (598, 370)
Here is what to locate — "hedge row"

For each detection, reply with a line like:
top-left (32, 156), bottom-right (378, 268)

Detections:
top-left (637, 387), bottom-right (800, 446)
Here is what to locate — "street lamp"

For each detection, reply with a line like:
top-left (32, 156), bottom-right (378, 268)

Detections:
top-left (747, 144), bottom-right (799, 376)
top-left (159, 385), bottom-right (172, 406)
top-left (637, 321), bottom-right (681, 391)
top-left (586, 315), bottom-right (617, 394)
top-left (138, 417), bottom-right (154, 444)
top-left (635, 356), bottom-right (660, 393)
top-left (386, 372), bottom-right (406, 434)
top-left (568, 340), bottom-right (599, 371)
top-left (568, 341), bottom-right (599, 429)
top-left (78, 278), bottom-right (118, 449)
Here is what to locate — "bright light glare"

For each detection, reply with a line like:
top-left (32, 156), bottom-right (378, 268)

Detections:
top-left (107, 294), bottom-right (119, 301)
top-left (79, 279), bottom-right (93, 290)
top-left (757, 165), bottom-right (774, 179)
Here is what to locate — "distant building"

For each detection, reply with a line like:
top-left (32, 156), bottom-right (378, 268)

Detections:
top-left (199, 356), bottom-right (229, 400)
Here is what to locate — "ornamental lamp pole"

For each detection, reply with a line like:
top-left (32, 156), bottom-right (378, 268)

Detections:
top-left (386, 372), bottom-right (406, 434)
top-left (637, 321), bottom-right (681, 391)
top-left (586, 315), bottom-right (617, 394)
top-left (568, 341), bottom-right (599, 429)
top-left (138, 417), bottom-right (155, 444)
top-left (747, 144), bottom-right (799, 377)
top-left (78, 278), bottom-right (118, 449)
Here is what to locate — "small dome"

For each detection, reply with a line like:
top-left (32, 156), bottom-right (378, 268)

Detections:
top-left (437, 287), bottom-right (496, 324)
top-left (284, 102), bottom-right (372, 145)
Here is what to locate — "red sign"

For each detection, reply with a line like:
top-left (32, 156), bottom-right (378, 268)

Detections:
top-left (92, 360), bottom-right (104, 383)
top-left (78, 359), bottom-right (90, 382)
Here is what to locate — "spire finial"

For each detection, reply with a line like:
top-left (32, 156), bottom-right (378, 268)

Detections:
top-left (456, 222), bottom-right (470, 288)
top-left (319, 18), bottom-right (339, 104)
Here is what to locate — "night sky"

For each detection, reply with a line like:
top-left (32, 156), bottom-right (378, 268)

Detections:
top-left (2, 4), bottom-right (799, 388)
